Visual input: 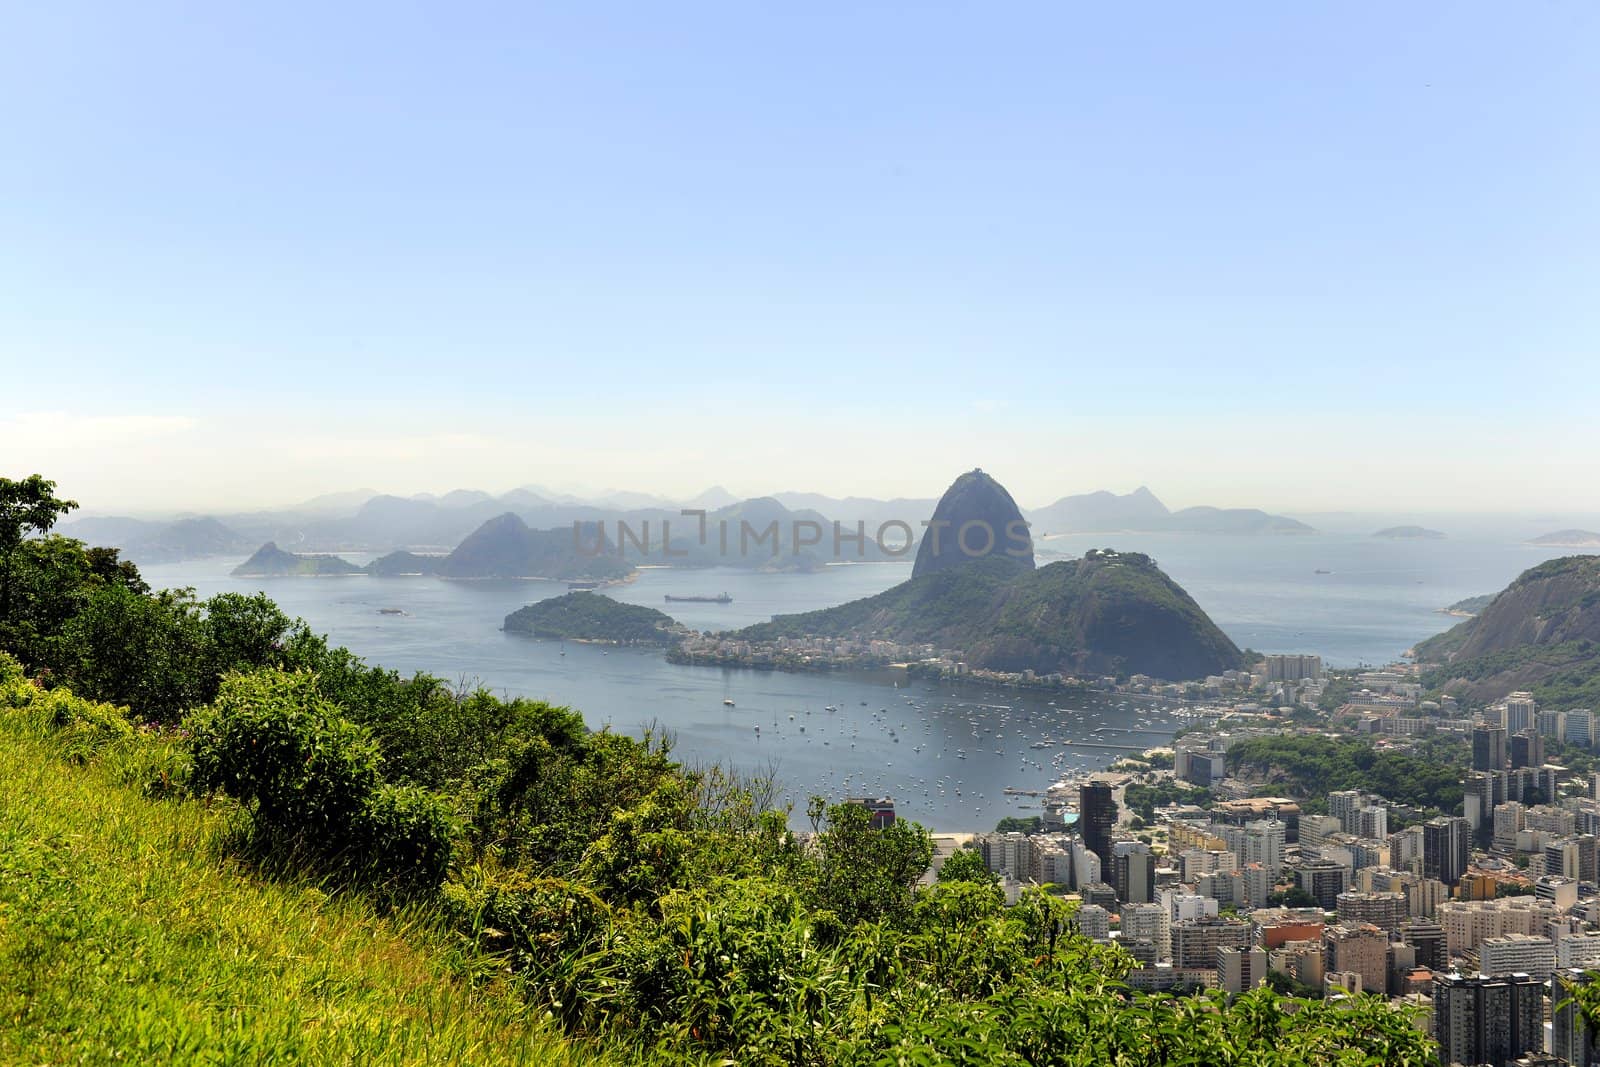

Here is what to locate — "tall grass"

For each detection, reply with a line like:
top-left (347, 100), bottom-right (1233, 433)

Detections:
top-left (0, 721), bottom-right (605, 1066)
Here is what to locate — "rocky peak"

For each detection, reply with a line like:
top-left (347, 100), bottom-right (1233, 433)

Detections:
top-left (911, 468), bottom-right (1035, 579)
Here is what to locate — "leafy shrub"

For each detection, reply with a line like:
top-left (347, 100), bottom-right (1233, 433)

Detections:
top-left (0, 652), bottom-right (135, 762)
top-left (187, 670), bottom-right (380, 844)
top-left (353, 783), bottom-right (455, 892)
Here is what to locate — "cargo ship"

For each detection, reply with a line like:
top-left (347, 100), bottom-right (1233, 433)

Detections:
top-left (665, 593), bottom-right (732, 604)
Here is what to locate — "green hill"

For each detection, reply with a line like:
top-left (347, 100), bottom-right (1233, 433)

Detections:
top-left (1417, 555), bottom-right (1600, 705)
top-left (740, 549), bottom-right (1243, 680)
top-left (232, 541), bottom-right (364, 576)
top-left (366, 549), bottom-right (446, 576)
top-left (504, 592), bottom-right (682, 645)
top-left (0, 700), bottom-right (591, 1066)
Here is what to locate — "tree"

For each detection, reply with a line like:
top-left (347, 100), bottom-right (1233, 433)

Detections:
top-left (58, 585), bottom-right (209, 720)
top-left (0, 475), bottom-right (77, 623)
top-left (937, 847), bottom-right (998, 885)
top-left (812, 802), bottom-right (933, 929)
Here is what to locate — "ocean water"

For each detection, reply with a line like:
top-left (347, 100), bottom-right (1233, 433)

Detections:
top-left (141, 531), bottom-right (1594, 829)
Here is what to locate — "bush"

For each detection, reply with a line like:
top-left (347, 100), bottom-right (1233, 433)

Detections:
top-left (0, 652), bottom-right (136, 762)
top-left (353, 783), bottom-right (455, 892)
top-left (186, 670), bottom-right (380, 844)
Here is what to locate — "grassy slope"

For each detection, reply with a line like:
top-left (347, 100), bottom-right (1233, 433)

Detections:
top-left (0, 723), bottom-right (601, 1067)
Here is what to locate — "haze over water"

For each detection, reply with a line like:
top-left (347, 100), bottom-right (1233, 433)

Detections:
top-left (142, 527), bottom-right (1594, 829)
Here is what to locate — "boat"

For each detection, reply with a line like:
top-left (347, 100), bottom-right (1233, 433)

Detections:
top-left (722, 698), bottom-right (736, 707)
top-left (376, 607), bottom-right (407, 616)
top-left (1314, 568), bottom-right (1332, 575)
top-left (665, 593), bottom-right (732, 604)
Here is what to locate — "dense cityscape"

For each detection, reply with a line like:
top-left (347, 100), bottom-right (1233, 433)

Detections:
top-left (918, 653), bottom-right (1600, 1065)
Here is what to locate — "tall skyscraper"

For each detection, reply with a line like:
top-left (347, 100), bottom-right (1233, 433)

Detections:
top-left (1328, 789), bottom-right (1364, 832)
top-left (1504, 692), bottom-right (1537, 736)
top-left (1113, 840), bottom-right (1155, 905)
top-left (1423, 816), bottom-right (1471, 888)
top-left (1433, 972), bottom-right (1542, 1067)
top-left (1400, 919), bottom-right (1445, 970)
top-left (1080, 781), bottom-right (1116, 868)
top-left (1509, 729), bottom-right (1545, 770)
top-left (1473, 723), bottom-right (1508, 772)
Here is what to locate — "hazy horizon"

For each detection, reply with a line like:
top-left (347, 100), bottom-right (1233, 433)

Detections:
top-left (46, 468), bottom-right (1600, 530)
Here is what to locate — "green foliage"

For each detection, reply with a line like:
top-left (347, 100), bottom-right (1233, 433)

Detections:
top-left (938, 846), bottom-right (999, 885)
top-left (186, 670), bottom-right (454, 892)
top-left (0, 474), bottom-right (77, 625)
top-left (358, 782), bottom-right (459, 891)
top-left (739, 551), bottom-right (1243, 680)
top-left (0, 718), bottom-right (592, 1066)
top-left (993, 814), bottom-right (1042, 834)
top-left (504, 591), bottom-right (680, 645)
top-left (58, 585), bottom-right (211, 719)
top-left (0, 474), bottom-right (1444, 1065)
top-left (188, 671), bottom-right (381, 841)
top-left (812, 801), bottom-right (935, 929)
top-left (0, 651), bottom-right (136, 763)
top-left (1124, 778), bottom-right (1213, 820)
top-left (1226, 734), bottom-right (1464, 814)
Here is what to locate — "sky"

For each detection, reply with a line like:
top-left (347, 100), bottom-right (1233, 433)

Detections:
top-left (2, 3), bottom-right (1597, 515)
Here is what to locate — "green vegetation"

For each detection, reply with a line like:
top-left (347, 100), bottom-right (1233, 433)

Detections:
top-left (1442, 593), bottom-right (1495, 616)
top-left (1225, 734), bottom-right (1464, 815)
top-left (0, 662), bottom-right (590, 1066)
top-left (1423, 639), bottom-right (1600, 708)
top-left (503, 592), bottom-right (680, 645)
top-left (1417, 555), bottom-right (1600, 705)
top-left (994, 814), bottom-right (1043, 834)
top-left (1124, 779), bottom-right (1214, 821)
top-left (937, 847), bottom-right (999, 884)
top-left (0, 472), bottom-right (1444, 1064)
top-left (741, 550), bottom-right (1245, 681)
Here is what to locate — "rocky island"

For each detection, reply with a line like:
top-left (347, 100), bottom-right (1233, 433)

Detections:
top-left (232, 542), bottom-right (364, 577)
top-left (1529, 529), bottom-right (1600, 548)
top-left (673, 470), bottom-right (1244, 682)
top-left (504, 592), bottom-right (682, 645)
top-left (1373, 525), bottom-right (1446, 540)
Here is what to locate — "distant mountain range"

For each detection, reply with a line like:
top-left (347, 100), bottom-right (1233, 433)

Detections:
top-left (65, 481), bottom-right (1318, 567)
top-left (60, 516), bottom-right (255, 564)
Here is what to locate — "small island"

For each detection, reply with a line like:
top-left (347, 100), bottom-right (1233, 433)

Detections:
top-left (503, 592), bottom-right (684, 645)
top-left (1373, 525), bottom-right (1446, 540)
top-left (232, 542), bottom-right (364, 577)
top-left (1529, 529), bottom-right (1600, 548)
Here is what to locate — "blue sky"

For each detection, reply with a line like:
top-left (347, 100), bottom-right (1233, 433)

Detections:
top-left (3, 3), bottom-right (1596, 513)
